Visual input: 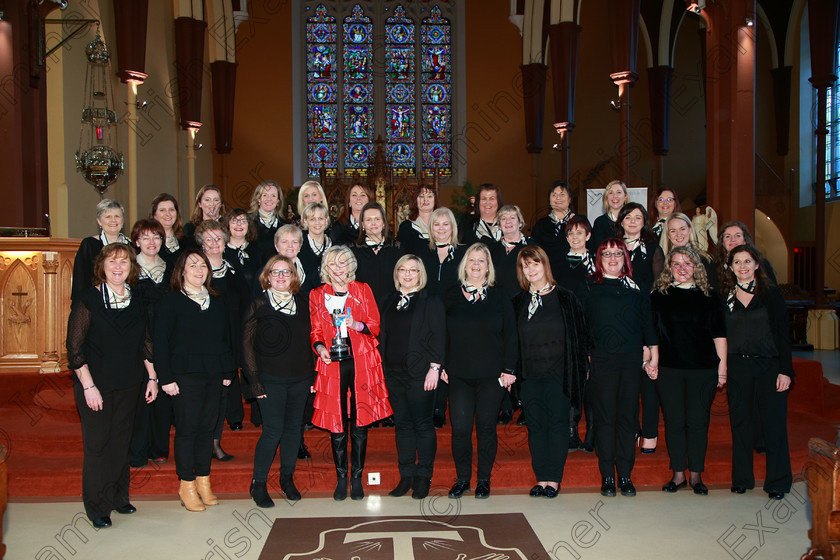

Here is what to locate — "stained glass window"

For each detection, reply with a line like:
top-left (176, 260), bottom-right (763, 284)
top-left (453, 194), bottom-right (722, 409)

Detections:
top-left (306, 5), bottom-right (338, 177)
top-left (303, 2), bottom-right (455, 179)
top-left (342, 5), bottom-right (374, 172)
top-left (824, 40), bottom-right (840, 200)
top-left (385, 6), bottom-right (416, 174)
top-left (421, 6), bottom-right (452, 176)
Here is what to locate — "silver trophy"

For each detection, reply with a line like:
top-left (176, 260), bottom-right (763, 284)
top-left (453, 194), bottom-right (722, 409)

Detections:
top-left (329, 309), bottom-right (352, 361)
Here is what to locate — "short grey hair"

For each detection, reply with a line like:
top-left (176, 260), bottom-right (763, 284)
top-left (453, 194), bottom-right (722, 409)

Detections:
top-left (96, 198), bottom-right (124, 219)
top-left (274, 224), bottom-right (304, 246)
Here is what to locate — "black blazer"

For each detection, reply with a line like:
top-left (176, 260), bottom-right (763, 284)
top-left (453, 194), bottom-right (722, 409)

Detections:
top-left (379, 289), bottom-right (446, 378)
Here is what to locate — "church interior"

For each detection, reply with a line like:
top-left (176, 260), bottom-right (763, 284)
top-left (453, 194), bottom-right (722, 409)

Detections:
top-left (1, 0), bottom-right (840, 559)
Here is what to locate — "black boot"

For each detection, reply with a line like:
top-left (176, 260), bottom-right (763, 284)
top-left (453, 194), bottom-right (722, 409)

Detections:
top-left (331, 431), bottom-right (349, 501)
top-left (350, 425), bottom-right (368, 500)
top-left (280, 473), bottom-right (301, 501)
top-left (250, 480), bottom-right (274, 508)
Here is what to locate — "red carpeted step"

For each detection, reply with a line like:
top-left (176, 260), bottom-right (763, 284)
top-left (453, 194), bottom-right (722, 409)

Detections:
top-left (3, 359), bottom-right (839, 498)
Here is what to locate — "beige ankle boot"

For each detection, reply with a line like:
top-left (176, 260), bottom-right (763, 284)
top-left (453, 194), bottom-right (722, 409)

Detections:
top-left (179, 480), bottom-right (205, 512)
top-left (196, 475), bottom-right (219, 506)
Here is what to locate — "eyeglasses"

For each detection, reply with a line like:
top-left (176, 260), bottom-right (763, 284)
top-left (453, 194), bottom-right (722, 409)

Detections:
top-left (269, 269), bottom-right (292, 277)
top-left (229, 218), bottom-right (249, 225)
top-left (601, 251), bottom-right (624, 258)
top-left (204, 236), bottom-right (224, 245)
top-left (657, 197), bottom-right (675, 203)
top-left (397, 267), bottom-right (421, 274)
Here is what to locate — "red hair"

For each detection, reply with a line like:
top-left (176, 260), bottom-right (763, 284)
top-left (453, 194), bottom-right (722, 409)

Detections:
top-left (593, 238), bottom-right (634, 282)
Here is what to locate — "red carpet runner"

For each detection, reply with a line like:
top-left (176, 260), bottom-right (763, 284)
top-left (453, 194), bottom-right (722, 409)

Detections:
top-left (1, 358), bottom-right (837, 498)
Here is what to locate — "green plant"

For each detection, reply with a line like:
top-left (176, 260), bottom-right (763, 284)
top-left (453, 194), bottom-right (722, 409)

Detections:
top-left (450, 180), bottom-right (476, 222)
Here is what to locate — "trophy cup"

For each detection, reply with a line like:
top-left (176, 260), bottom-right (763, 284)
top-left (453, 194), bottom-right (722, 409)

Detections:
top-left (329, 309), bottom-right (352, 361)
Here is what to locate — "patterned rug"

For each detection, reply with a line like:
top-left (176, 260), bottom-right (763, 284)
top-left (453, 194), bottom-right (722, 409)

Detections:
top-left (258, 513), bottom-right (550, 560)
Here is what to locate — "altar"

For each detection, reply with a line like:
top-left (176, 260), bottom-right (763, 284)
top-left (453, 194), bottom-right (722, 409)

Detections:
top-left (0, 237), bottom-right (79, 374)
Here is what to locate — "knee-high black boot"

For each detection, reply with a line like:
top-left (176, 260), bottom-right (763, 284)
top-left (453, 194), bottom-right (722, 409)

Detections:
top-left (350, 425), bottom-right (368, 500)
top-left (331, 430), bottom-right (348, 501)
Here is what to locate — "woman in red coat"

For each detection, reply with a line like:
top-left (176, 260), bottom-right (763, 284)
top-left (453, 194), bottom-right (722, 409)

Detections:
top-left (310, 245), bottom-right (392, 501)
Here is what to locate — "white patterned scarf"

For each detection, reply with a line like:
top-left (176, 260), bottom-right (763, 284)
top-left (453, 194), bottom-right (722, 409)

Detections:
top-left (137, 253), bottom-right (166, 284)
top-left (102, 283), bottom-right (131, 309)
top-left (527, 284), bottom-right (553, 320)
top-left (258, 210), bottom-right (278, 229)
top-left (462, 281), bottom-right (488, 303)
top-left (182, 285), bottom-right (210, 310)
top-left (268, 288), bottom-right (296, 315)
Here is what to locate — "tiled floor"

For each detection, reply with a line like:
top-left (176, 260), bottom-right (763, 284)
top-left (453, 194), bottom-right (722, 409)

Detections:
top-left (4, 486), bottom-right (812, 560)
top-left (5, 349), bottom-right (837, 560)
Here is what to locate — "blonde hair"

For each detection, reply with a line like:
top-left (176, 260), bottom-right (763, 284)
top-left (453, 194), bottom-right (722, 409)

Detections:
top-left (654, 245), bottom-right (711, 295)
top-left (498, 204), bottom-right (525, 231)
top-left (301, 202), bottom-right (331, 231)
top-left (393, 254), bottom-right (428, 291)
top-left (249, 181), bottom-right (285, 219)
top-left (297, 181), bottom-right (326, 214)
top-left (602, 180), bottom-right (628, 212)
top-left (663, 212), bottom-right (700, 254)
top-left (457, 243), bottom-right (496, 286)
top-left (320, 245), bottom-right (358, 285)
top-left (428, 207), bottom-right (459, 249)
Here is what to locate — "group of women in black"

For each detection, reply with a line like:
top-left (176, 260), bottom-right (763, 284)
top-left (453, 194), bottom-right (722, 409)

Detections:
top-left (67, 179), bottom-right (793, 528)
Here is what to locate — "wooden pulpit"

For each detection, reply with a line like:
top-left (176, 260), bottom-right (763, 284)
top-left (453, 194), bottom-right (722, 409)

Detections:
top-left (0, 237), bottom-right (80, 374)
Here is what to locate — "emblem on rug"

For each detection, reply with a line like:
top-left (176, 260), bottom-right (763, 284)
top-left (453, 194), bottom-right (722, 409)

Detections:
top-left (259, 513), bottom-right (550, 559)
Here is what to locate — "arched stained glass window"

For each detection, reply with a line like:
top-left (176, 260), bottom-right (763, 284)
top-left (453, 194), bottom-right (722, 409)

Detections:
top-left (421, 6), bottom-right (452, 176)
top-left (306, 5), bottom-right (338, 177)
top-left (342, 5), bottom-right (374, 172)
top-left (301, 2), bottom-right (458, 180)
top-left (385, 6), bottom-right (416, 174)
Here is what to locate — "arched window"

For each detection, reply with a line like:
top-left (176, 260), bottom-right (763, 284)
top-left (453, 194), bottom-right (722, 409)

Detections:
top-left (297, 1), bottom-right (461, 182)
top-left (824, 39), bottom-right (840, 201)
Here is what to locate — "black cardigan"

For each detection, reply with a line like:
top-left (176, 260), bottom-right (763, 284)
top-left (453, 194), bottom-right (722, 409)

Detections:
top-left (575, 277), bottom-right (658, 354)
top-left (420, 244), bottom-right (467, 297)
top-left (66, 286), bottom-right (150, 390)
top-left (490, 238), bottom-right (535, 299)
top-left (241, 292), bottom-right (315, 395)
top-left (352, 242), bottom-right (404, 311)
top-left (153, 291), bottom-right (236, 385)
top-left (725, 285), bottom-right (794, 377)
top-left (513, 287), bottom-right (592, 407)
top-left (396, 219), bottom-right (431, 257)
top-left (379, 290), bottom-right (446, 378)
top-left (71, 236), bottom-right (106, 304)
top-left (443, 284), bottom-right (518, 379)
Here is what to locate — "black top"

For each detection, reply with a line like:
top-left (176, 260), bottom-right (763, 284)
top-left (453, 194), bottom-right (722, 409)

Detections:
top-left (224, 243), bottom-right (264, 298)
top-left (66, 286), bottom-right (151, 390)
top-left (380, 290), bottom-right (446, 377)
top-left (153, 291), bottom-right (236, 384)
top-left (134, 260), bottom-right (172, 337)
top-left (651, 286), bottom-right (726, 370)
top-left (627, 242), bottom-right (664, 295)
top-left (716, 257), bottom-right (777, 290)
top-left (531, 214), bottom-right (582, 281)
top-left (591, 213), bottom-right (617, 249)
top-left (241, 292), bottom-right (315, 395)
top-left (297, 239), bottom-right (327, 296)
top-left (181, 222), bottom-right (199, 251)
top-left (725, 286), bottom-right (794, 377)
top-left (331, 220), bottom-right (361, 246)
top-left (443, 284), bottom-right (518, 379)
top-left (490, 238), bottom-right (535, 299)
top-left (575, 277), bottom-right (658, 354)
top-left (210, 266), bottom-right (251, 367)
top-left (458, 214), bottom-right (499, 246)
top-left (71, 236), bottom-right (106, 304)
top-left (420, 244), bottom-right (466, 297)
top-left (555, 252), bottom-right (594, 293)
top-left (396, 219), bottom-right (431, 257)
top-left (253, 217), bottom-right (286, 262)
top-left (514, 287), bottom-right (591, 406)
top-left (159, 242), bottom-right (183, 268)
top-left (351, 242), bottom-right (404, 311)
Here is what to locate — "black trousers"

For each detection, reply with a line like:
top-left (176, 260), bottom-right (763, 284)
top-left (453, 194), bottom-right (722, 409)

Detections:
top-left (448, 376), bottom-right (505, 481)
top-left (252, 376), bottom-right (310, 482)
top-left (727, 356), bottom-right (792, 493)
top-left (172, 374), bottom-right (223, 481)
top-left (640, 372), bottom-right (661, 439)
top-left (74, 382), bottom-right (142, 520)
top-left (657, 366), bottom-right (717, 472)
top-left (224, 370), bottom-right (245, 425)
top-left (214, 372), bottom-right (238, 440)
top-left (521, 375), bottom-right (571, 483)
top-left (128, 389), bottom-right (172, 465)
top-left (590, 351), bottom-right (641, 478)
top-left (384, 371), bottom-right (437, 479)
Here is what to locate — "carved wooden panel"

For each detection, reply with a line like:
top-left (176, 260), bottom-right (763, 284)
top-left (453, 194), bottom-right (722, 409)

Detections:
top-left (1, 260), bottom-right (37, 356)
top-left (59, 260), bottom-right (73, 361)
